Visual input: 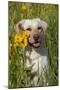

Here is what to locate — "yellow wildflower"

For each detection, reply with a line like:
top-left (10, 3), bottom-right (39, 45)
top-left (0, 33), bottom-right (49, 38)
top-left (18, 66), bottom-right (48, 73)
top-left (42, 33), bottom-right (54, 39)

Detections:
top-left (10, 31), bottom-right (30, 48)
top-left (15, 34), bottom-right (23, 43)
top-left (22, 31), bottom-right (30, 47)
top-left (23, 38), bottom-right (28, 47)
top-left (23, 31), bottom-right (30, 38)
top-left (21, 4), bottom-right (27, 11)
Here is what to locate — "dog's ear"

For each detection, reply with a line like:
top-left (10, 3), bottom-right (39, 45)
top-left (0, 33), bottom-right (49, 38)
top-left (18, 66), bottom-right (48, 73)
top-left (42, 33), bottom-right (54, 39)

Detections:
top-left (40, 20), bottom-right (48, 33)
top-left (15, 20), bottom-right (25, 33)
top-left (36, 18), bottom-right (48, 33)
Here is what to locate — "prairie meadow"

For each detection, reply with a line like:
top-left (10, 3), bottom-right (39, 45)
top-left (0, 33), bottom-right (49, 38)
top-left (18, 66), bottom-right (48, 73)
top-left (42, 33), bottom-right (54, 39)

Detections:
top-left (8, 2), bottom-right (58, 88)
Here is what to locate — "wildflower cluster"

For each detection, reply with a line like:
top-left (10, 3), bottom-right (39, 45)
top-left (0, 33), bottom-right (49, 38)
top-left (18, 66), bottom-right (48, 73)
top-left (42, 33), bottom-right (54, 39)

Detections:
top-left (21, 4), bottom-right (29, 14)
top-left (9, 31), bottom-right (30, 49)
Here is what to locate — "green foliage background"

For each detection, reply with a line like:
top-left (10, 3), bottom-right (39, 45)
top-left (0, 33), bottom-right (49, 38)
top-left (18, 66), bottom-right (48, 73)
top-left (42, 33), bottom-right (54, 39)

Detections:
top-left (8, 2), bottom-right (58, 88)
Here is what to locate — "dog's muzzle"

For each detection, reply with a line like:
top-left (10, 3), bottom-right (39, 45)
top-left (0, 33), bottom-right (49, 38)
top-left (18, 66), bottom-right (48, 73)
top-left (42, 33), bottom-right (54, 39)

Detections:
top-left (28, 34), bottom-right (40, 48)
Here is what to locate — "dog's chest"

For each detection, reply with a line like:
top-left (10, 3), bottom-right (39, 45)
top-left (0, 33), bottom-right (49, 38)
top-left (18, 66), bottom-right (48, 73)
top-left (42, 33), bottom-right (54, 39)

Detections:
top-left (26, 48), bottom-right (48, 74)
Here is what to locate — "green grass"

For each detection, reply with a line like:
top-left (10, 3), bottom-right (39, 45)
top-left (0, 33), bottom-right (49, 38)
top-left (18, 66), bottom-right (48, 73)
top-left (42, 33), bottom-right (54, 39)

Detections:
top-left (8, 2), bottom-right (58, 88)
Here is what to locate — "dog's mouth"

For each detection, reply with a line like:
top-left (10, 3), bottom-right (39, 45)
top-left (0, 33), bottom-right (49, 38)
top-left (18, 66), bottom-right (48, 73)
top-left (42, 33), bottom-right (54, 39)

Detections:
top-left (28, 37), bottom-right (40, 48)
top-left (32, 42), bottom-right (40, 48)
top-left (27, 32), bottom-right (40, 48)
top-left (33, 35), bottom-right (40, 48)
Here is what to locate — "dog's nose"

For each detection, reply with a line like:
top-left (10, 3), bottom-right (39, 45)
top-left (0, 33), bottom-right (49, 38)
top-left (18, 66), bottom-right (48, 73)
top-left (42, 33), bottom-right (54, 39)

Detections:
top-left (33, 33), bottom-right (39, 41)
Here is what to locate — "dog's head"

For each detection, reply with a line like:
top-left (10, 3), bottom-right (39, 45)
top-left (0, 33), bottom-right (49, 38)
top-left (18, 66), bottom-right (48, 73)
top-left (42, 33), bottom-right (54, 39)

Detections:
top-left (15, 18), bottom-right (48, 48)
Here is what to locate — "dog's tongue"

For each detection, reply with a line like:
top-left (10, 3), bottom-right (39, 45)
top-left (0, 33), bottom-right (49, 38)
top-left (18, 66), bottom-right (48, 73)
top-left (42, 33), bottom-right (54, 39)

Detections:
top-left (32, 42), bottom-right (40, 48)
top-left (28, 36), bottom-right (40, 48)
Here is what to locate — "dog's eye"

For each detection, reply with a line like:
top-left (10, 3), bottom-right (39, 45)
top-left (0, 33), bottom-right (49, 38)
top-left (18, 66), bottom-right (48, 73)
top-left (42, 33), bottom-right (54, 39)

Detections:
top-left (18, 24), bottom-right (21, 29)
top-left (26, 28), bottom-right (31, 31)
top-left (37, 27), bottom-right (42, 30)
